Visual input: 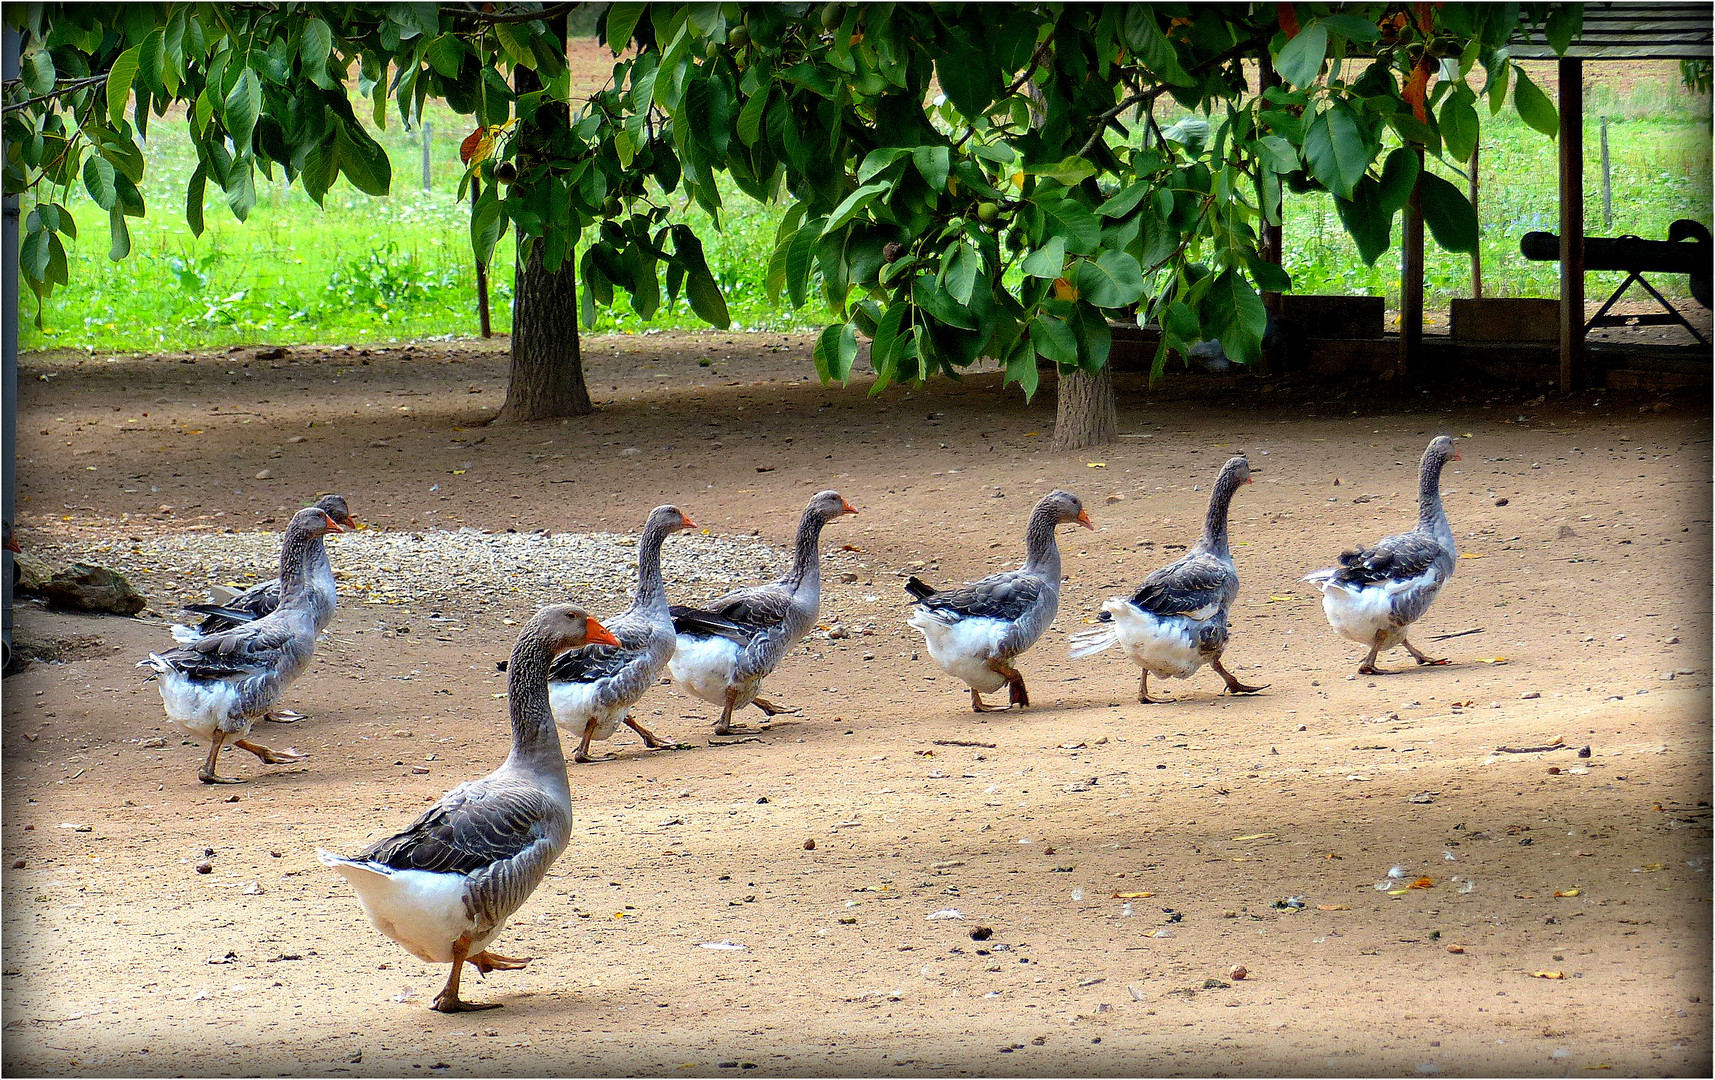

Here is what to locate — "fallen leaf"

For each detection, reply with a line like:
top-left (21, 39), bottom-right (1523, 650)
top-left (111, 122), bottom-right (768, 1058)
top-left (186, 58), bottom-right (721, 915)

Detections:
top-left (1634, 863), bottom-right (1664, 873)
top-left (1265, 595), bottom-right (1301, 603)
top-left (1474, 657), bottom-right (1510, 664)
top-left (1317, 904), bottom-right (1351, 911)
top-left (1459, 552), bottom-right (1487, 559)
top-left (1409, 876), bottom-right (1434, 889)
top-left (1531, 970), bottom-right (1566, 979)
top-left (1085, 461), bottom-right (1107, 468)
top-left (1111, 892), bottom-right (1155, 899)
top-left (1553, 888), bottom-right (1581, 898)
top-left (1231, 833), bottom-right (1276, 842)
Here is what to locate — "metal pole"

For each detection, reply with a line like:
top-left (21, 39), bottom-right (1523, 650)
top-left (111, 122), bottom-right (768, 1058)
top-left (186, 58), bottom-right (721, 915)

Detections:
top-left (3, 25), bottom-right (22, 672)
top-left (473, 179), bottom-right (492, 338)
top-left (1600, 116), bottom-right (1612, 231)
top-left (1468, 145), bottom-right (1482, 299)
top-left (422, 120), bottom-right (432, 193)
top-left (1559, 57), bottom-right (1586, 392)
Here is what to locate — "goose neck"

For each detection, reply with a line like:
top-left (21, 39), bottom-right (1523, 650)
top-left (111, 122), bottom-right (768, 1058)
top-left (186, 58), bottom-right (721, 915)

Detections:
top-left (503, 634), bottom-right (569, 777)
top-left (1199, 468), bottom-right (1244, 557)
top-left (1021, 507), bottom-right (1063, 579)
top-left (278, 530), bottom-right (323, 600)
top-left (1418, 449), bottom-right (1451, 530)
top-left (633, 520), bottom-right (672, 612)
top-left (781, 511), bottom-right (829, 595)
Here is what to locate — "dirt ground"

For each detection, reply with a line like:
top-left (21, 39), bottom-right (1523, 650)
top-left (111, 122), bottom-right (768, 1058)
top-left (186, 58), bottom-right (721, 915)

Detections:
top-left (3, 332), bottom-right (1711, 1078)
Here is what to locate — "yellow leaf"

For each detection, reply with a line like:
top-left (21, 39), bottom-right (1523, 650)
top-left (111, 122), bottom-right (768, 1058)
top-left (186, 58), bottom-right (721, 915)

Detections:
top-left (452, 469), bottom-right (467, 475)
top-left (1265, 595), bottom-right (1300, 603)
top-left (1459, 552), bottom-right (1486, 559)
top-left (1410, 876), bottom-right (1434, 889)
top-left (1317, 904), bottom-right (1351, 911)
top-left (1111, 891), bottom-right (1155, 899)
top-left (1475, 657), bottom-right (1510, 664)
top-left (1231, 833), bottom-right (1276, 842)
top-left (1531, 970), bottom-right (1566, 979)
top-left (1052, 276), bottom-right (1079, 302)
top-left (1554, 888), bottom-right (1581, 898)
top-left (1636, 863), bottom-right (1664, 873)
top-left (1086, 461), bottom-right (1107, 468)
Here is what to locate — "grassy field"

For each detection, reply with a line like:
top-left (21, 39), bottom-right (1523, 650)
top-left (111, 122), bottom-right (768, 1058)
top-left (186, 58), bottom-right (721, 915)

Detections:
top-left (15, 52), bottom-right (1711, 355)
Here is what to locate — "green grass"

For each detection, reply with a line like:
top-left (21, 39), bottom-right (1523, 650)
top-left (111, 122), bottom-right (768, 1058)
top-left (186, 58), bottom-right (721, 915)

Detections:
top-left (16, 71), bottom-right (1712, 355)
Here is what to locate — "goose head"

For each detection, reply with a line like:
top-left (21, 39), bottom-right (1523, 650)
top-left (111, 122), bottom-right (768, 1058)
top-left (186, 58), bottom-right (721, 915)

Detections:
top-left (313, 494), bottom-right (360, 531)
top-left (1037, 489), bottom-right (1095, 530)
top-left (806, 490), bottom-right (859, 522)
top-left (528, 603), bottom-right (621, 653)
top-left (646, 504), bottom-right (698, 535)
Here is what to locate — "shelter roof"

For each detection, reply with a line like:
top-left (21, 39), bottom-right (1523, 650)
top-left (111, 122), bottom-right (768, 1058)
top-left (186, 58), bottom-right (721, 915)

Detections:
top-left (1509, 2), bottom-right (1712, 61)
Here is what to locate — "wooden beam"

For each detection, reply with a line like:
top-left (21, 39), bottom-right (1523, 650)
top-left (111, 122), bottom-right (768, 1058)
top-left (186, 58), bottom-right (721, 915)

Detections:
top-left (1400, 145), bottom-right (1425, 379)
top-left (1257, 54), bottom-right (1284, 378)
top-left (1468, 145), bottom-right (1482, 300)
top-left (1558, 56), bottom-right (1586, 391)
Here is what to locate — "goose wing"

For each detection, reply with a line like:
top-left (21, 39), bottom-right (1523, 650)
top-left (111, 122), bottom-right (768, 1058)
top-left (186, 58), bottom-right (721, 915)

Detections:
top-left (672, 585), bottom-right (795, 640)
top-left (152, 618), bottom-right (302, 679)
top-left (357, 776), bottom-right (558, 876)
top-left (1129, 552), bottom-right (1234, 619)
top-left (547, 641), bottom-right (635, 684)
top-left (1330, 530), bottom-right (1446, 587)
top-left (190, 579), bottom-right (281, 634)
top-left (913, 568), bottom-right (1047, 623)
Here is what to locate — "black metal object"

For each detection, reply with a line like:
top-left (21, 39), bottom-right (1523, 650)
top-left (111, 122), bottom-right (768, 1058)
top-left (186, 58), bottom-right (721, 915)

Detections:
top-left (1521, 220), bottom-right (1711, 345)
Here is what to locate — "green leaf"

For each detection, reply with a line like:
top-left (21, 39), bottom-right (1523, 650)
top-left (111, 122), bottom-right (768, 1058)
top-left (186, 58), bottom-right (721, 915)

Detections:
top-left (1031, 313), bottom-right (1079, 367)
top-left (1097, 179), bottom-right (1150, 218)
top-left (224, 67), bottom-right (261, 149)
top-left (1039, 198), bottom-right (1101, 255)
top-left (1256, 134), bottom-right (1298, 174)
top-left (1244, 251), bottom-right (1292, 293)
top-left (1418, 172), bottom-right (1478, 253)
top-left (1072, 250), bottom-right (1144, 309)
top-left (1512, 64), bottom-right (1559, 137)
top-left (942, 244), bottom-right (979, 305)
top-left (736, 86), bottom-right (770, 147)
top-left (822, 182), bottom-right (889, 235)
top-left (20, 223), bottom-right (50, 281)
top-left (22, 48), bottom-right (55, 95)
top-left (426, 34), bottom-right (464, 78)
top-left (1274, 22), bottom-right (1328, 89)
top-left (1321, 14), bottom-right (1382, 43)
top-left (1206, 269), bottom-right (1266, 365)
top-left (1303, 105), bottom-right (1368, 199)
top-left (1020, 235), bottom-right (1067, 278)
top-left (785, 221), bottom-right (820, 308)
top-left (870, 300), bottom-right (909, 379)
top-left (913, 145), bottom-right (950, 192)
top-left (1121, 8), bottom-right (1195, 86)
top-left (83, 155), bottom-right (118, 211)
top-left (107, 207), bottom-right (131, 261)
top-left (224, 156), bottom-right (256, 221)
top-left (813, 322), bottom-right (859, 383)
top-left (1438, 94), bottom-right (1479, 162)
top-left (471, 189), bottom-right (506, 266)
top-left (1333, 175), bottom-right (1392, 266)
top-left (335, 122), bottom-right (392, 196)
top-left (912, 276), bottom-right (977, 330)
top-left (686, 74), bottom-right (734, 159)
top-left (106, 46), bottom-right (142, 126)
top-left (1004, 337), bottom-right (1040, 399)
top-left (1376, 146), bottom-right (1421, 217)
top-left (301, 18), bottom-right (333, 81)
top-left (1545, 6), bottom-right (1582, 55)
top-left (186, 163), bottom-right (206, 236)
top-left (494, 23), bottom-right (536, 69)
top-left (605, 2), bottom-right (647, 52)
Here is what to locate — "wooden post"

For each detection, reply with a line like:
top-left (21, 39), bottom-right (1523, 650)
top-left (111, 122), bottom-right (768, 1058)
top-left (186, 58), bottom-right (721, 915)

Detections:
top-left (422, 120), bottom-right (433, 193)
top-left (1468, 145), bottom-right (1482, 300)
top-left (1600, 116), bottom-right (1612, 231)
top-left (1558, 56), bottom-right (1585, 392)
top-left (1400, 145), bottom-right (1426, 380)
top-left (473, 179), bottom-right (492, 339)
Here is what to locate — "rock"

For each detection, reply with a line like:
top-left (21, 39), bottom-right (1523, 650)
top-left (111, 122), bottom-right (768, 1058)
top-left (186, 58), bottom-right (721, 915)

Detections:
top-left (1228, 965), bottom-right (1248, 980)
top-left (1520, 691), bottom-right (1541, 700)
top-left (39, 563), bottom-right (146, 615)
top-left (803, 838), bottom-right (816, 850)
top-left (839, 572), bottom-right (860, 584)
top-left (1557, 525), bottom-right (1578, 539)
top-left (254, 469), bottom-right (273, 480)
top-left (13, 550), bottom-right (53, 593)
top-left (1494, 497), bottom-right (1509, 507)
top-left (139, 737), bottom-right (167, 750)
top-left (195, 861), bottom-right (214, 874)
top-left (1104, 493), bottom-right (1126, 504)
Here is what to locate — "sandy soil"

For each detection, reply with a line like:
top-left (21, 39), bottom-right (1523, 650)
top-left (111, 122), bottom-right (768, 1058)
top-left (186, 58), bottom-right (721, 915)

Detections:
top-left (3, 333), bottom-right (1711, 1077)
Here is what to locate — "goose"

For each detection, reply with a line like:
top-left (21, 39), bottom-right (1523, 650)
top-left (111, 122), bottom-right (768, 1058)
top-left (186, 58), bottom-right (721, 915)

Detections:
top-left (549, 505), bottom-right (697, 763)
top-left (667, 490), bottom-right (857, 735)
top-left (318, 604), bottom-right (620, 1012)
top-left (1068, 456), bottom-right (1266, 702)
top-left (171, 494), bottom-right (358, 644)
top-left (906, 490), bottom-right (1092, 712)
top-left (1303, 435), bottom-right (1460, 674)
top-left (138, 506), bottom-right (341, 783)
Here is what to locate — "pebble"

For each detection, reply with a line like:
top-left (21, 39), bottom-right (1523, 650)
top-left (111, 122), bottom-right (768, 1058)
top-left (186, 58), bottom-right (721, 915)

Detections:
top-left (1494, 497), bottom-right (1508, 506)
top-left (1520, 691), bottom-right (1541, 700)
top-left (254, 469), bottom-right (272, 480)
top-left (139, 737), bottom-right (166, 749)
top-left (195, 861), bottom-right (213, 874)
top-left (1228, 965), bottom-right (1247, 981)
top-left (803, 838), bottom-right (816, 850)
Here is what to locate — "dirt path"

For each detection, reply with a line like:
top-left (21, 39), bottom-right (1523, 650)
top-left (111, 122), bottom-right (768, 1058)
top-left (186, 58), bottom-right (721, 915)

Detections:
top-left (4, 334), bottom-right (1710, 1077)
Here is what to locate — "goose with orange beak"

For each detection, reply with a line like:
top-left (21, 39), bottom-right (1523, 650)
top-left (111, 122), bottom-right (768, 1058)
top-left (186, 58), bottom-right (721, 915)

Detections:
top-left (907, 490), bottom-right (1093, 712)
top-left (320, 604), bottom-right (619, 1012)
top-left (548, 505), bottom-right (701, 762)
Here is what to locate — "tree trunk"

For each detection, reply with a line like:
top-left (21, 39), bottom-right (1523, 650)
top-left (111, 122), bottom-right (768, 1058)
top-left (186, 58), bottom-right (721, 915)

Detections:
top-left (496, 240), bottom-right (592, 421)
top-left (1051, 365), bottom-right (1117, 451)
top-left (493, 26), bottom-right (593, 423)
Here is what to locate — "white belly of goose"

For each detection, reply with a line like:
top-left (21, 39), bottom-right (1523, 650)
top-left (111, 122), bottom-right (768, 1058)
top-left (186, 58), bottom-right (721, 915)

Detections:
top-left (316, 853), bottom-right (500, 965)
top-left (148, 663), bottom-right (246, 741)
top-left (668, 634), bottom-right (742, 705)
top-left (1313, 572), bottom-right (1434, 648)
top-left (908, 611), bottom-right (1010, 692)
top-left (1103, 599), bottom-right (1208, 680)
top-left (549, 680), bottom-right (629, 742)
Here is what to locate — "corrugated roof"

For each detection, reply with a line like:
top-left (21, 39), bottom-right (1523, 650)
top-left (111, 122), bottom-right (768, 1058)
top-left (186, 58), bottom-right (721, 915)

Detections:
top-left (1510, 2), bottom-right (1712, 60)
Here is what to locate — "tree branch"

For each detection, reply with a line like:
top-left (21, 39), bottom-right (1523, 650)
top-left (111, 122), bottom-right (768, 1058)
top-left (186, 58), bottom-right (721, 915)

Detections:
top-left (443, 2), bottom-right (577, 26)
top-left (1074, 27), bottom-right (1273, 160)
top-left (2, 74), bottom-right (107, 115)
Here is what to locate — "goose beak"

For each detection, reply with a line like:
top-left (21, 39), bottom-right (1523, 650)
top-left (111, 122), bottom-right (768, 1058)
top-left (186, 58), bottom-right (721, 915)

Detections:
top-left (840, 499), bottom-right (859, 515)
top-left (679, 512), bottom-right (697, 529)
top-left (325, 518), bottom-right (346, 533)
top-left (584, 617), bottom-right (621, 648)
top-left (1076, 510), bottom-right (1095, 530)
top-left (343, 515), bottom-right (362, 530)
top-left (1452, 450), bottom-right (1463, 461)
top-left (3, 535), bottom-right (19, 554)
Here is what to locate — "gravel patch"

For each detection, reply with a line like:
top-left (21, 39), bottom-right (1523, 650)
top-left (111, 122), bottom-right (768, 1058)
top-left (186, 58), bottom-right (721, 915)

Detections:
top-left (28, 526), bottom-right (790, 617)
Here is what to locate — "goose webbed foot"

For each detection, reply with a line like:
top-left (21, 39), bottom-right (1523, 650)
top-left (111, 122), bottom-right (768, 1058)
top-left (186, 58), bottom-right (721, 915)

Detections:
top-left (234, 739), bottom-right (306, 765)
top-left (749, 695), bottom-right (791, 716)
top-left (969, 687), bottom-right (1008, 713)
top-left (1212, 659), bottom-right (1268, 695)
top-left (625, 718), bottom-right (681, 750)
top-left (1137, 671), bottom-right (1172, 705)
top-left (263, 708), bottom-right (305, 724)
top-left (988, 660), bottom-right (1029, 709)
top-left (198, 733), bottom-right (246, 784)
top-left (1402, 639), bottom-right (1449, 666)
top-left (713, 698), bottom-right (758, 736)
top-left (571, 720), bottom-right (617, 764)
top-left (468, 950), bottom-right (530, 973)
top-left (434, 936), bottom-right (505, 1013)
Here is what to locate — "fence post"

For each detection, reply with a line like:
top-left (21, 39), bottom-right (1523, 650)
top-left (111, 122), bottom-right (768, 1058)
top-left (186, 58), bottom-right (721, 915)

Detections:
top-left (422, 120), bottom-right (433, 193)
top-left (1468, 144), bottom-right (1482, 300)
top-left (1600, 116), bottom-right (1612, 231)
top-left (472, 178), bottom-right (492, 338)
